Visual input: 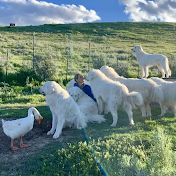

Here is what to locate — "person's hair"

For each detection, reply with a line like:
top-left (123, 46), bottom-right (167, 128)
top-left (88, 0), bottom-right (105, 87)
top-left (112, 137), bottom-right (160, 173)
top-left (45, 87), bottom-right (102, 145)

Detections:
top-left (74, 73), bottom-right (82, 82)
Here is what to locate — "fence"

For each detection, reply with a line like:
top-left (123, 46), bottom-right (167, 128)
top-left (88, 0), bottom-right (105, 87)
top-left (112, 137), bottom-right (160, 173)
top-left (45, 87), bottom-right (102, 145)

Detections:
top-left (0, 29), bottom-right (176, 84)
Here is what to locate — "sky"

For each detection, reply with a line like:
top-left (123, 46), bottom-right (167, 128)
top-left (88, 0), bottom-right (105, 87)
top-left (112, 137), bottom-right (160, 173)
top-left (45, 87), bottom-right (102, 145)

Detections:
top-left (0, 0), bottom-right (176, 26)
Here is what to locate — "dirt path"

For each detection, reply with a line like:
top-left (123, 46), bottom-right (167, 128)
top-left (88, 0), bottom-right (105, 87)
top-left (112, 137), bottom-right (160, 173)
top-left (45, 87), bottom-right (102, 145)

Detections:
top-left (0, 118), bottom-right (76, 175)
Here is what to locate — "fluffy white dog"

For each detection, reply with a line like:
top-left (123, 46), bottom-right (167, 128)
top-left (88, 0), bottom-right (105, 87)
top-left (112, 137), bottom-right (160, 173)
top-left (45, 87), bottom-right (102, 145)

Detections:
top-left (150, 77), bottom-right (176, 116)
top-left (39, 81), bottom-right (86, 139)
top-left (100, 66), bottom-right (164, 117)
top-left (68, 86), bottom-right (106, 124)
top-left (86, 69), bottom-right (143, 127)
top-left (131, 45), bottom-right (171, 78)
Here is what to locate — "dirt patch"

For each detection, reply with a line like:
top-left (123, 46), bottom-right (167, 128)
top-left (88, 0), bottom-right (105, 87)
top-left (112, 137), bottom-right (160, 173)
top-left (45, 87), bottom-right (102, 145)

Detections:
top-left (0, 118), bottom-right (77, 175)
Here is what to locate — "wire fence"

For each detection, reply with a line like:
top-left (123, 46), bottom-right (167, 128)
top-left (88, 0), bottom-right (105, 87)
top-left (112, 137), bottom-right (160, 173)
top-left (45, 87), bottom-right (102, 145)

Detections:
top-left (1, 31), bottom-right (176, 83)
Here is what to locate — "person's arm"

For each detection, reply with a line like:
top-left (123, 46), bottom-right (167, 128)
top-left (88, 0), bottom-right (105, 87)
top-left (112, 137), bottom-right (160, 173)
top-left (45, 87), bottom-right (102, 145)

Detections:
top-left (83, 85), bottom-right (97, 102)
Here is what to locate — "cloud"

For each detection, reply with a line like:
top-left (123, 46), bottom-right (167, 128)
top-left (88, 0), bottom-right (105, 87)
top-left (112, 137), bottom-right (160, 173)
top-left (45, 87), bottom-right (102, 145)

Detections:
top-left (119, 0), bottom-right (176, 22)
top-left (0, 0), bottom-right (101, 26)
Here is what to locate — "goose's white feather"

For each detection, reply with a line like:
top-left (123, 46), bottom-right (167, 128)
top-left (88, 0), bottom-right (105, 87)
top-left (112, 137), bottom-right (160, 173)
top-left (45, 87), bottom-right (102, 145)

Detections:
top-left (2, 107), bottom-right (43, 139)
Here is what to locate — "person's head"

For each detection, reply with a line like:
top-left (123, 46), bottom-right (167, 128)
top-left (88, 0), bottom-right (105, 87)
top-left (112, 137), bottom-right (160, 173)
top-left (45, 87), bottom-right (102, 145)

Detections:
top-left (74, 73), bottom-right (84, 84)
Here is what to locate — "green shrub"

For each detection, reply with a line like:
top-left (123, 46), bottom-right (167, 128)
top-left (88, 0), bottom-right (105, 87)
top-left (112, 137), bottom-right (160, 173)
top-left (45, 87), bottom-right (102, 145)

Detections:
top-left (33, 53), bottom-right (58, 81)
top-left (36, 142), bottom-right (101, 176)
top-left (90, 127), bottom-right (176, 176)
top-left (91, 53), bottom-right (107, 69)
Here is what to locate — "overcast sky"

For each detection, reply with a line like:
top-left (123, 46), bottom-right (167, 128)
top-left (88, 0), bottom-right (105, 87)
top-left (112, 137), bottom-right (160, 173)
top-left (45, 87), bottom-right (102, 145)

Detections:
top-left (0, 0), bottom-right (176, 26)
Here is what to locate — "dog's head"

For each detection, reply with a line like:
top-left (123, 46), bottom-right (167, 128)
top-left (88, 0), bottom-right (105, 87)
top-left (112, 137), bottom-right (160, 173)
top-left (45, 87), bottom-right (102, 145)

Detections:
top-left (100, 65), bottom-right (120, 79)
top-left (39, 81), bottom-right (56, 95)
top-left (131, 45), bottom-right (142, 52)
top-left (68, 87), bottom-right (83, 102)
top-left (86, 69), bottom-right (104, 81)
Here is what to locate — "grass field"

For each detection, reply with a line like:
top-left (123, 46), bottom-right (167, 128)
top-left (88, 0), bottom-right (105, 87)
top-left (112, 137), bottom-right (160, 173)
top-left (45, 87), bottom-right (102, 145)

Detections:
top-left (1, 22), bottom-right (176, 83)
top-left (1, 22), bottom-right (176, 175)
top-left (0, 93), bottom-right (176, 175)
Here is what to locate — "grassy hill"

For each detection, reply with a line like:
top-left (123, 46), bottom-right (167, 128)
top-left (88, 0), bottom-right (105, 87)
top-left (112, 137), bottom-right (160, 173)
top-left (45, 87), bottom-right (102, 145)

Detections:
top-left (1, 22), bottom-right (176, 86)
top-left (1, 22), bottom-right (176, 175)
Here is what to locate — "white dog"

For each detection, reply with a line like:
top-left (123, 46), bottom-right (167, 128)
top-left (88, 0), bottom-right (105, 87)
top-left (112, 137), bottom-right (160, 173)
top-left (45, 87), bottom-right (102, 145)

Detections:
top-left (100, 66), bottom-right (164, 117)
top-left (86, 69), bottom-right (143, 127)
top-left (68, 86), bottom-right (106, 124)
top-left (39, 81), bottom-right (86, 139)
top-left (132, 45), bottom-right (171, 78)
top-left (150, 77), bottom-right (176, 116)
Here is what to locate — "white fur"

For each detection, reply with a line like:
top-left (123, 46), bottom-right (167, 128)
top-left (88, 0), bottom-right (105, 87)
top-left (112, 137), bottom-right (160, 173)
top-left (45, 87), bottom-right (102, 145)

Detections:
top-left (66, 79), bottom-right (90, 91)
top-left (39, 81), bottom-right (86, 139)
top-left (86, 69), bottom-right (143, 127)
top-left (68, 86), bottom-right (106, 124)
top-left (100, 65), bottom-right (164, 117)
top-left (132, 45), bottom-right (171, 78)
top-left (150, 77), bottom-right (176, 116)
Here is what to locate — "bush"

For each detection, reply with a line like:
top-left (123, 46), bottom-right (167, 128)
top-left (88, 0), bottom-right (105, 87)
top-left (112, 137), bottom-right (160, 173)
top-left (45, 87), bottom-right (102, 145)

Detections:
top-left (36, 142), bottom-right (101, 176)
top-left (91, 53), bottom-right (106, 69)
top-left (90, 127), bottom-right (176, 176)
top-left (33, 52), bottom-right (58, 81)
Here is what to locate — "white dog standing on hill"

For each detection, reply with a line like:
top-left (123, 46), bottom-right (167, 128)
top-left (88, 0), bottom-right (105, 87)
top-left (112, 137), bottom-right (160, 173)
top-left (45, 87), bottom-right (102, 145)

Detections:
top-left (39, 81), bottom-right (86, 139)
top-left (68, 86), bottom-right (106, 124)
top-left (86, 69), bottom-right (143, 127)
top-left (100, 66), bottom-right (164, 117)
top-left (132, 45), bottom-right (171, 78)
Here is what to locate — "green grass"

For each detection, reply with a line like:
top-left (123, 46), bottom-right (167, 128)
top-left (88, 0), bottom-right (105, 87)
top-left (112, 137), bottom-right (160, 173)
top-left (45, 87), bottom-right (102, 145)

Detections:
top-left (1, 98), bottom-right (176, 175)
top-left (1, 22), bottom-right (176, 175)
top-left (1, 22), bottom-right (176, 85)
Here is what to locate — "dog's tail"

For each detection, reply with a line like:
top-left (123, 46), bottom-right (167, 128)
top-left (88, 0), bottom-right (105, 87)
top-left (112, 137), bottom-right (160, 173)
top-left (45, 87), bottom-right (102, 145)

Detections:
top-left (1, 119), bottom-right (5, 127)
top-left (126, 91), bottom-right (143, 109)
top-left (76, 111), bottom-right (87, 129)
top-left (151, 85), bottom-right (164, 104)
top-left (85, 114), bottom-right (106, 124)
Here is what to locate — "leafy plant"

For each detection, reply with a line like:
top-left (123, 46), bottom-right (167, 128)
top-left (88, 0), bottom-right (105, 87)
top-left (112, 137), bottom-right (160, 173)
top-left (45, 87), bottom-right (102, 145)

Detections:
top-left (33, 52), bottom-right (58, 81)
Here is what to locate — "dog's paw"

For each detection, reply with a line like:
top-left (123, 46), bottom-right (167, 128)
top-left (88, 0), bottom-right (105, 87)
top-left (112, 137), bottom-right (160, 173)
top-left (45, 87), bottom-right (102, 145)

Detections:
top-left (53, 133), bottom-right (60, 139)
top-left (77, 126), bottom-right (82, 130)
top-left (110, 123), bottom-right (116, 127)
top-left (129, 121), bottom-right (135, 126)
top-left (47, 131), bottom-right (54, 135)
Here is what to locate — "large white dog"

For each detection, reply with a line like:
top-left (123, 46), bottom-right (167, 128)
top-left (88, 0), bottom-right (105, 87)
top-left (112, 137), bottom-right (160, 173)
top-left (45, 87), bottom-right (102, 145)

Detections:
top-left (86, 69), bottom-right (143, 127)
top-left (131, 45), bottom-right (171, 78)
top-left (100, 66), bottom-right (164, 117)
top-left (39, 81), bottom-right (86, 139)
top-left (150, 77), bottom-right (176, 116)
top-left (68, 86), bottom-right (106, 124)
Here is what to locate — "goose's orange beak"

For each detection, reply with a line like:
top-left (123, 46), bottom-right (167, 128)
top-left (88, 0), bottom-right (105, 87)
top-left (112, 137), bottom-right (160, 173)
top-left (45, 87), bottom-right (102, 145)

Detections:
top-left (37, 116), bottom-right (43, 124)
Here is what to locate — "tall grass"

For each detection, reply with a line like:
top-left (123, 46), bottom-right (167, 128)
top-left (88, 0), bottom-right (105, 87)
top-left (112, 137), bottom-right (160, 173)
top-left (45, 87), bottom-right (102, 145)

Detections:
top-left (9, 127), bottom-right (175, 176)
top-left (90, 127), bottom-right (176, 176)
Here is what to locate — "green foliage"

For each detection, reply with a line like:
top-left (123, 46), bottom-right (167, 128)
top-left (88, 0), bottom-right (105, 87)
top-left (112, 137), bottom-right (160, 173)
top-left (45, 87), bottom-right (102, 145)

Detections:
top-left (1, 22), bottom-right (176, 86)
top-left (91, 53), bottom-right (107, 69)
top-left (33, 53), bottom-right (58, 81)
top-left (1, 22), bottom-right (176, 175)
top-left (33, 142), bottom-right (101, 176)
top-left (90, 127), bottom-right (176, 176)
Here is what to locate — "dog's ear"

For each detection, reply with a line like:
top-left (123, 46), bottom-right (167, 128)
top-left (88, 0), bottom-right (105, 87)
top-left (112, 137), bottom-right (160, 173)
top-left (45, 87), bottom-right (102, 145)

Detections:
top-left (46, 84), bottom-right (55, 94)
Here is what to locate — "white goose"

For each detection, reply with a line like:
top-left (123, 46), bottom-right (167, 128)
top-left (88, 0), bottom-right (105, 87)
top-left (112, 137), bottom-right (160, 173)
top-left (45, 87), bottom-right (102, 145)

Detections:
top-left (2, 107), bottom-right (43, 151)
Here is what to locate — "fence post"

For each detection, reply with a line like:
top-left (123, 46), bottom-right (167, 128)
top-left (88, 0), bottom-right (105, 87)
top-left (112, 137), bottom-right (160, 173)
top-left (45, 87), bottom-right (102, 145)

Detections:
top-left (66, 52), bottom-right (69, 81)
top-left (6, 49), bottom-right (8, 77)
top-left (33, 33), bottom-right (35, 72)
top-left (88, 42), bottom-right (90, 71)
top-left (69, 33), bottom-right (71, 77)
